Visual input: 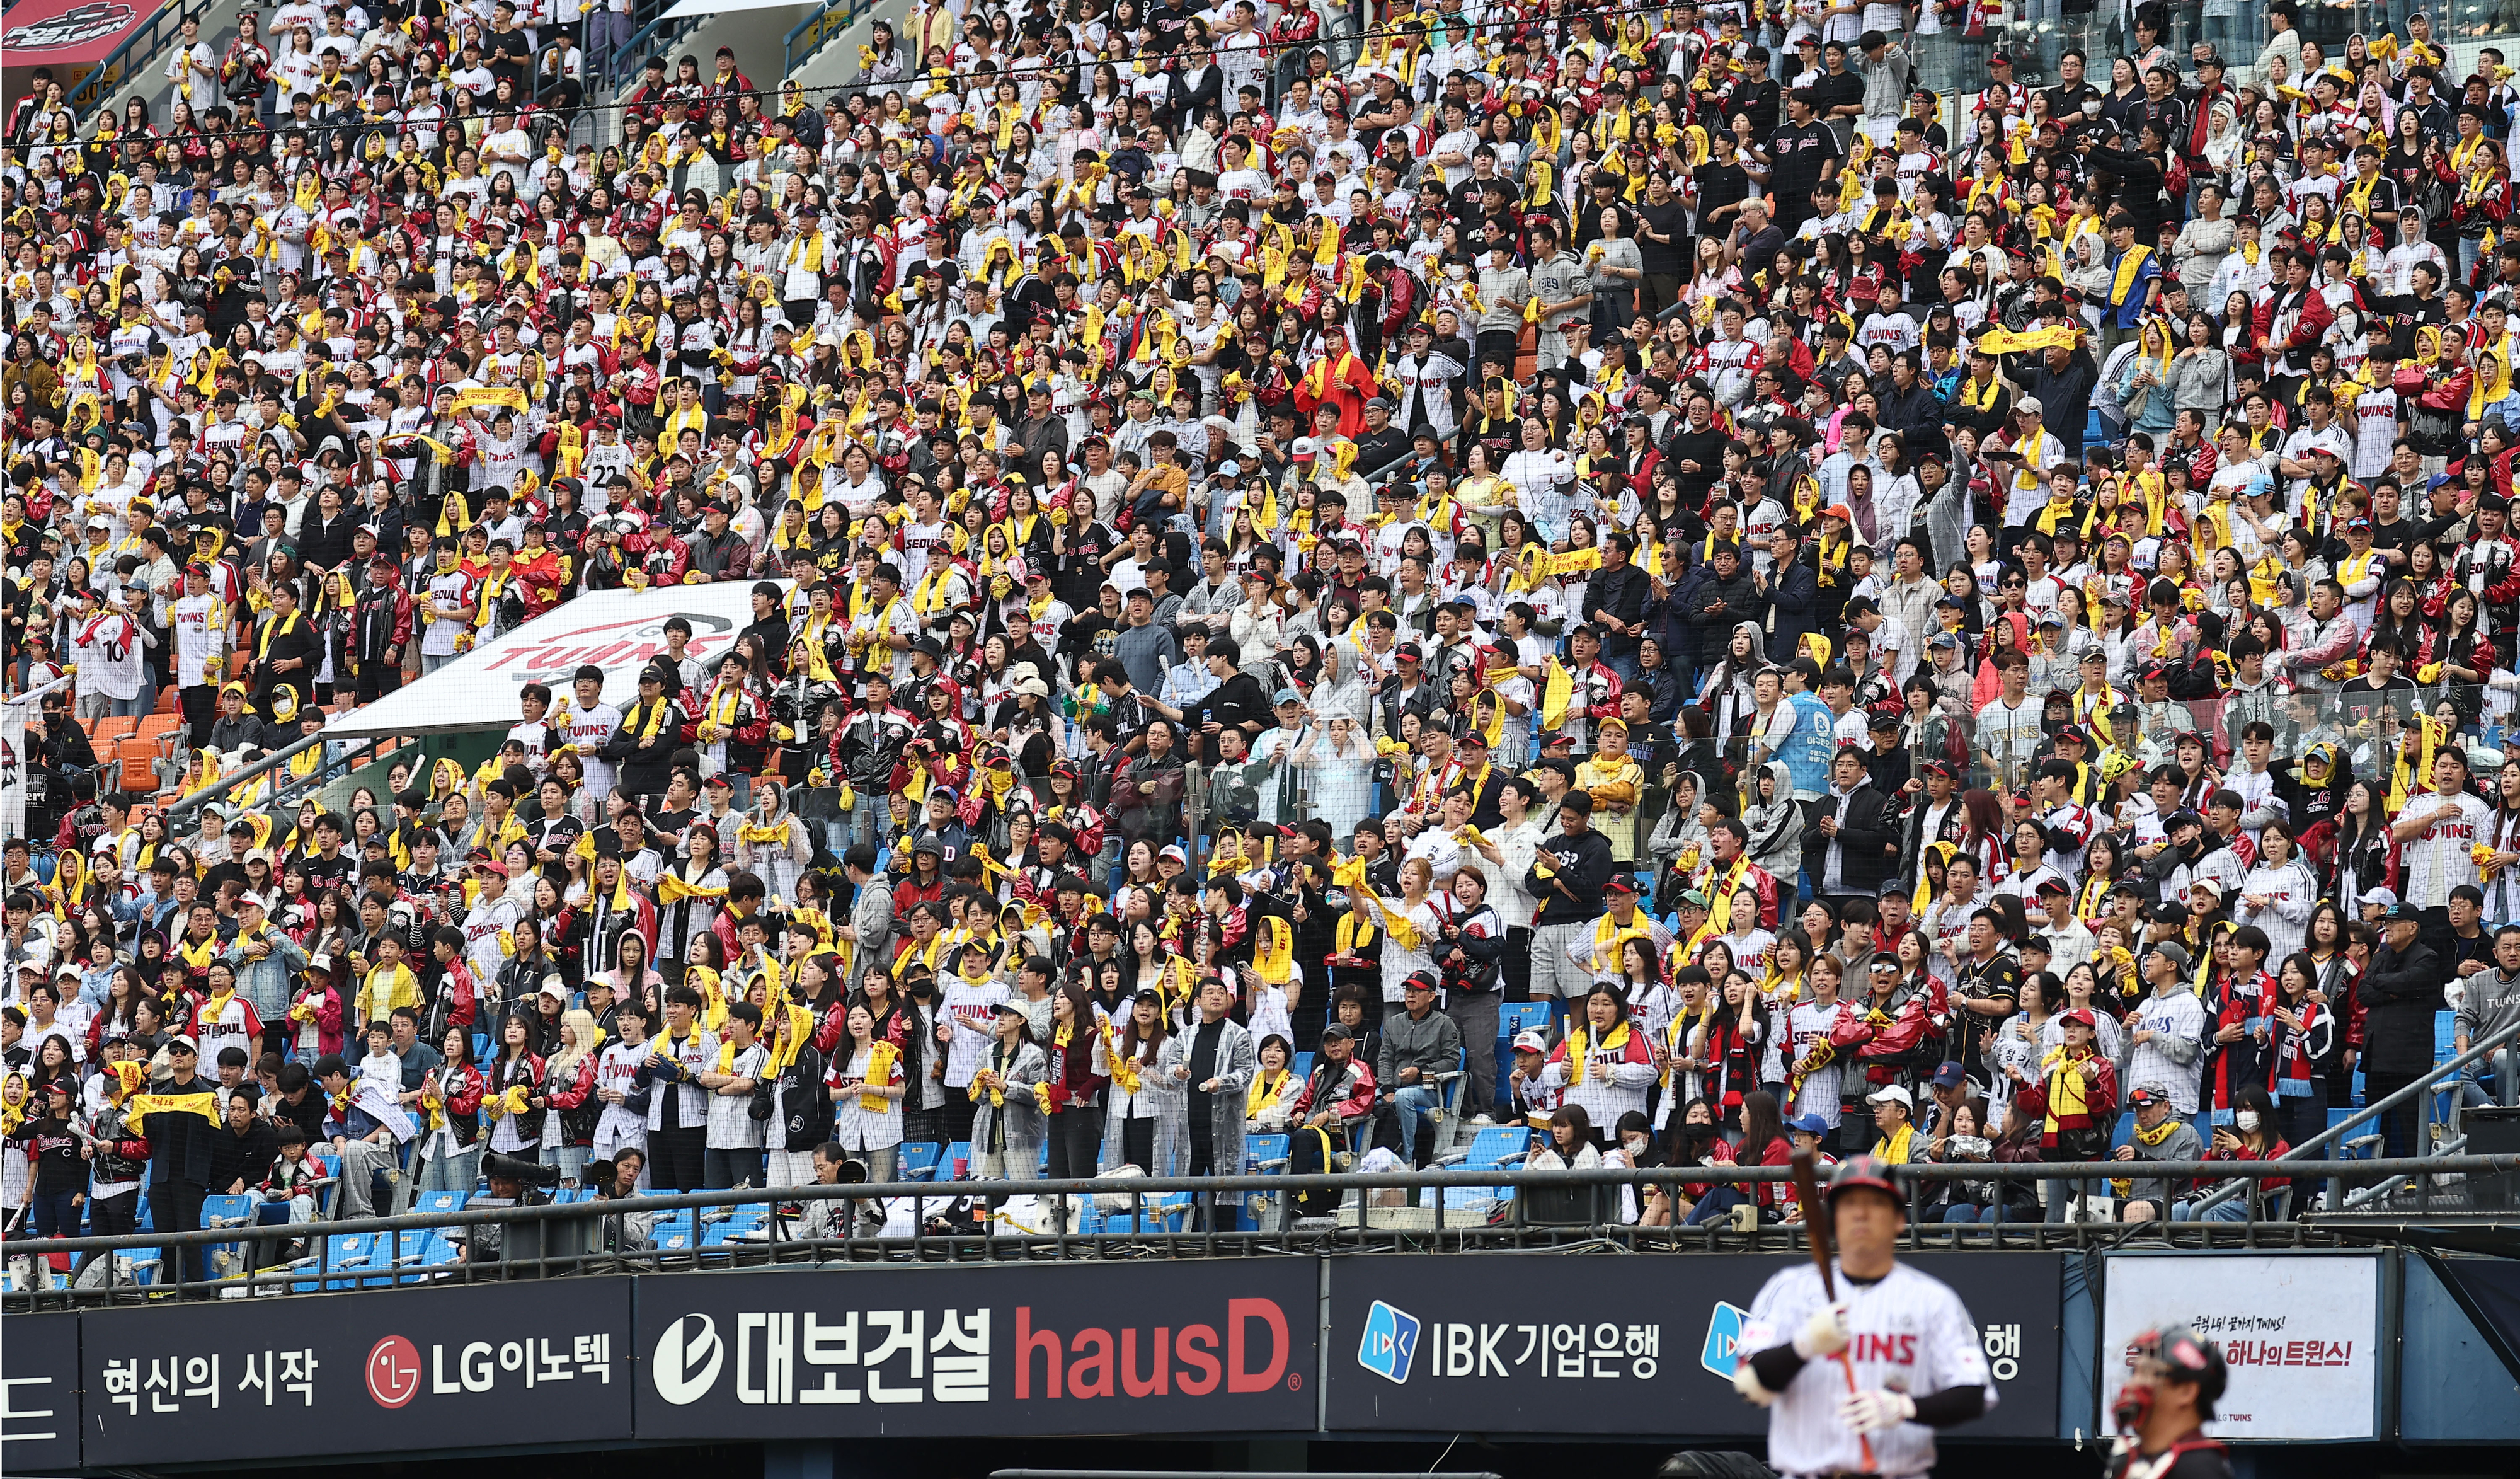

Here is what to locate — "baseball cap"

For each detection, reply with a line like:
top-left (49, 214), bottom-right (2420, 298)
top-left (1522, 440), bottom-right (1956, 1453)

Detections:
top-left (169, 1034), bottom-right (200, 1053)
top-left (2061, 1006), bottom-right (2097, 1028)
top-left (1786, 1112), bottom-right (1832, 1136)
top-left (1511, 1029), bottom-right (1550, 1055)
top-left (1866, 1083), bottom-right (1914, 1109)
top-left (2128, 1084), bottom-right (2172, 1108)
top-left (2359, 886), bottom-right (2399, 909)
top-left (1930, 1061), bottom-right (1967, 1090)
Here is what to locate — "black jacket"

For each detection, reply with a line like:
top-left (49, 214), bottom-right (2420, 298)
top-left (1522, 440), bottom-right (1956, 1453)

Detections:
top-left (766, 1044), bottom-right (835, 1151)
top-left (146, 1073), bottom-right (222, 1186)
top-left (1526, 825), bottom-right (1618, 927)
top-left (2359, 940), bottom-right (2444, 1074)
top-left (1584, 561), bottom-right (1654, 665)
top-left (1683, 562), bottom-right (1764, 666)
top-left (207, 1117), bottom-right (279, 1193)
top-left (1801, 781), bottom-right (1899, 896)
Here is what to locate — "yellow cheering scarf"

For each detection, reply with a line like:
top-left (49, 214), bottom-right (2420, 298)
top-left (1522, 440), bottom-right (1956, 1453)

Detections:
top-left (126, 1086), bottom-right (222, 1135)
top-left (1563, 1020), bottom-right (1630, 1086)
top-left (655, 869), bottom-right (728, 907)
top-left (972, 1040), bottom-right (1017, 1108)
top-left (1247, 1067), bottom-right (1293, 1119)
top-left (685, 966), bottom-right (728, 1030)
top-left (1538, 657), bottom-right (1576, 730)
top-left (176, 931), bottom-right (222, 972)
top-left (255, 607), bottom-right (302, 661)
top-left (1099, 1019), bottom-right (1146, 1096)
top-left (2388, 712), bottom-right (2452, 814)
top-left (2473, 352), bottom-right (2513, 421)
top-left (2036, 1043), bottom-right (2097, 1122)
top-left (1693, 851), bottom-right (1754, 952)
top-left (852, 1039), bottom-right (900, 1112)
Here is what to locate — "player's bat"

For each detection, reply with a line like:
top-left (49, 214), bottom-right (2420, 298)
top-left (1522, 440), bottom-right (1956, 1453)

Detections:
top-left (1791, 1148), bottom-right (1875, 1475)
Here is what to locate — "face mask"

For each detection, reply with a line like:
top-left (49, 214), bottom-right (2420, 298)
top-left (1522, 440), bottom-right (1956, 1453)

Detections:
top-left (2233, 1110), bottom-right (2260, 1132)
top-left (1624, 1136), bottom-right (1649, 1156)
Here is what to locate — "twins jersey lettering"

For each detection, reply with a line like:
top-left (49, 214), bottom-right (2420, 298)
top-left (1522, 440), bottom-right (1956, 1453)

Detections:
top-left (1739, 1260), bottom-right (1995, 1477)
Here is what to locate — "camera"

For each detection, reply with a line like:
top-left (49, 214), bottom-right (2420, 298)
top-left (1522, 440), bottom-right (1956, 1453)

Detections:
top-left (480, 1150), bottom-right (561, 1188)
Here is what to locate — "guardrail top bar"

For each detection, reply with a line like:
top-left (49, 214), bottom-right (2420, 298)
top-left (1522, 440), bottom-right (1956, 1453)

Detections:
top-left (20, 1154), bottom-right (2517, 1258)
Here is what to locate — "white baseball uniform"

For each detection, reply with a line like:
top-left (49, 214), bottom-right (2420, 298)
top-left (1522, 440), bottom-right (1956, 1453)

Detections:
top-left (1737, 1260), bottom-right (1995, 1477)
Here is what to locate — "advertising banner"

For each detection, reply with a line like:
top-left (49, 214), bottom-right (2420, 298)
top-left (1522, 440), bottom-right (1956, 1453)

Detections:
top-left (1, 0), bottom-right (158, 67)
top-left (321, 583), bottom-right (781, 739)
top-left (634, 1260), bottom-right (1319, 1439)
top-left (1324, 1252), bottom-right (2061, 1439)
top-left (3, 1310), bottom-right (80, 1471)
top-left (77, 1277), bottom-right (634, 1466)
top-left (2099, 1253), bottom-right (2381, 1441)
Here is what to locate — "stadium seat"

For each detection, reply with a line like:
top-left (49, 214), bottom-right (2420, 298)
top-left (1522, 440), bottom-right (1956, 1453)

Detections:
top-left (1244, 1133), bottom-right (1291, 1172)
top-left (2110, 1110), bottom-right (2137, 1151)
top-left (200, 1194), bottom-right (259, 1282)
top-left (116, 737), bottom-right (160, 795)
top-left (154, 686), bottom-right (180, 715)
top-left (416, 1190), bottom-right (470, 1216)
top-left (1292, 1051), bottom-right (1315, 1083)
top-left (91, 715), bottom-right (139, 749)
top-left (898, 1142), bottom-right (944, 1180)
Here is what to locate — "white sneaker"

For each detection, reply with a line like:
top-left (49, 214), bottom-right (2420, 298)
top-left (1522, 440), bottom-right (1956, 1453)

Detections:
top-left (1471, 1114), bottom-right (1497, 1127)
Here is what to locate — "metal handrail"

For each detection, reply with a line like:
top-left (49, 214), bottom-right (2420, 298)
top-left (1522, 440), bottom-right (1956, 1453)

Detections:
top-left (2188, 1018), bottom-right (2520, 1217)
top-left (11, 1155), bottom-right (2512, 1311)
top-left (66, 0), bottom-right (214, 121)
top-left (159, 725), bottom-right (414, 833)
top-left (782, 0), bottom-right (871, 83)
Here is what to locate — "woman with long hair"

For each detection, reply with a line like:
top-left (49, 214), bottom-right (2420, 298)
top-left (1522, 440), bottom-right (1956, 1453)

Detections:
top-left (1039, 981), bottom-right (1109, 1188)
top-left (2175, 1083), bottom-right (2293, 1221)
top-left (482, 1011), bottom-right (545, 1165)
top-left (828, 1001), bottom-right (908, 1183)
top-left (2332, 778), bottom-right (2396, 905)
top-left (415, 1025), bottom-right (487, 1196)
top-left (969, 999), bottom-right (1048, 1180)
top-left (1099, 988), bottom-right (1171, 1173)
top-left (1683, 1088), bottom-right (1792, 1226)
top-left (537, 1008), bottom-right (604, 1187)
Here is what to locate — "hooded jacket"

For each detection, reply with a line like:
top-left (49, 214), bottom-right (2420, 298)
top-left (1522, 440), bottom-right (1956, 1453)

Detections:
top-left (1743, 761), bottom-right (1806, 880)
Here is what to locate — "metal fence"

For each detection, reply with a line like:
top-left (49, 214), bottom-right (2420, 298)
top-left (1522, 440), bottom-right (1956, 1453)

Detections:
top-left (9, 1155), bottom-right (2511, 1311)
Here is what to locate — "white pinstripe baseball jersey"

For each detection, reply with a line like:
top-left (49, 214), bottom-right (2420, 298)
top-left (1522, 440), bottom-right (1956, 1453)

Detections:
top-left (1737, 1260), bottom-right (1995, 1478)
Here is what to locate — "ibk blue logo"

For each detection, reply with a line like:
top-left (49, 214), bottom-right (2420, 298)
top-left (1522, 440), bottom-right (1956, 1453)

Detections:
top-left (1357, 1300), bottom-right (1421, 1384)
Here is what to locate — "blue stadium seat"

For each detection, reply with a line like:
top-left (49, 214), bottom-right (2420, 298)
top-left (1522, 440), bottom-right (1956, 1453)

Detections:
top-left (1094, 1191), bottom-right (1196, 1234)
top-left (1292, 1051), bottom-right (1315, 1083)
top-left (2436, 1010), bottom-right (2459, 1063)
top-left (2110, 1110), bottom-right (2137, 1151)
top-left (1244, 1133), bottom-right (1291, 1171)
top-left (416, 1190), bottom-right (470, 1216)
top-left (649, 1211), bottom-right (697, 1252)
top-left (898, 1142), bottom-right (944, 1180)
top-left (199, 1194), bottom-right (258, 1282)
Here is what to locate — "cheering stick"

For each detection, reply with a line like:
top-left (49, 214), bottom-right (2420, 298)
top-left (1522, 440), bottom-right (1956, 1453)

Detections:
top-left (1791, 1148), bottom-right (1876, 1475)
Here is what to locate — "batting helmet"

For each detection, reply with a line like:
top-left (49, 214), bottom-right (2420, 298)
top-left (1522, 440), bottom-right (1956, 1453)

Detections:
top-left (2126, 1325), bottom-right (2228, 1416)
top-left (1825, 1154), bottom-right (1900, 1205)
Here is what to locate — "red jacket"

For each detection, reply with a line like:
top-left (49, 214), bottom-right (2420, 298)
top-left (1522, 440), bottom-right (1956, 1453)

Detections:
top-left (2016, 1047), bottom-right (2121, 1148)
top-left (1288, 1052), bottom-right (1378, 1121)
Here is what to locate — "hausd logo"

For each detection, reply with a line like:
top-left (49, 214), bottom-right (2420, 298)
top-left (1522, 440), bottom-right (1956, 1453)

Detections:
top-left (1358, 1300), bottom-right (1421, 1385)
top-left (1014, 1298), bottom-right (1293, 1398)
top-left (654, 1313), bottom-right (727, 1405)
top-left (1700, 1302), bottom-right (1749, 1377)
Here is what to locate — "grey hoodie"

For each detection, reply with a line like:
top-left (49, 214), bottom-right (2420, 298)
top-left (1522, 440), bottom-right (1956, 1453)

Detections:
top-left (1743, 762), bottom-right (1804, 880)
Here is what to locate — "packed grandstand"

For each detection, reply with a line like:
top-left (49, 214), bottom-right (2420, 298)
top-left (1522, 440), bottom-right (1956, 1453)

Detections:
top-left (6, 0), bottom-right (2520, 1292)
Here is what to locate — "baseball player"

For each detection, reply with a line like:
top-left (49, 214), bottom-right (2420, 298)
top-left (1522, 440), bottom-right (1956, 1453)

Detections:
top-left (2104, 1325), bottom-right (2233, 1479)
top-left (1731, 1156), bottom-right (1996, 1477)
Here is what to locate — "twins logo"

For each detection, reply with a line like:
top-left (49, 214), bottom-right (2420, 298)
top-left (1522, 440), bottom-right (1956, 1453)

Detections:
top-left (1356, 1301), bottom-right (1421, 1385)
top-left (4, 1), bottom-right (135, 51)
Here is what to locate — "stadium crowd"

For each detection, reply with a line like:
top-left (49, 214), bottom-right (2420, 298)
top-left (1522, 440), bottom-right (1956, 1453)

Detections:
top-left (10, 0), bottom-right (2520, 1271)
